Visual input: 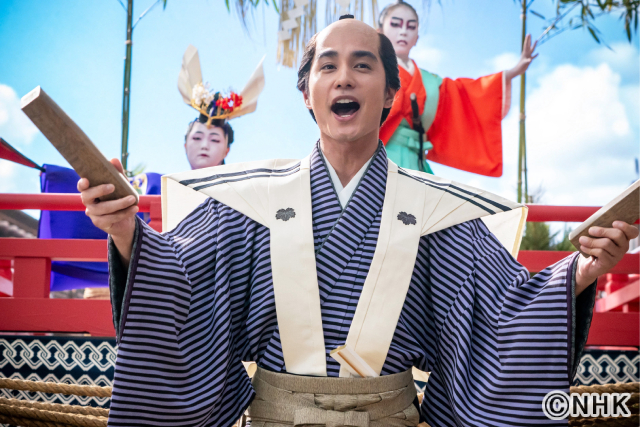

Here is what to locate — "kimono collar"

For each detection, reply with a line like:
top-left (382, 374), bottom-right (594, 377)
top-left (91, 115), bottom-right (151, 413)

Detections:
top-left (397, 56), bottom-right (415, 75)
top-left (321, 148), bottom-right (375, 209)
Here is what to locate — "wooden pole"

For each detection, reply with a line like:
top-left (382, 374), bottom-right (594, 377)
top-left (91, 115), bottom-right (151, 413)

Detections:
top-left (121, 0), bottom-right (134, 171)
top-left (517, 0), bottom-right (527, 203)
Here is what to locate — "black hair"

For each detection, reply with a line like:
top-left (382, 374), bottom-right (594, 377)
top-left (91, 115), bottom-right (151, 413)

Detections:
top-left (184, 118), bottom-right (234, 146)
top-left (184, 93), bottom-right (235, 145)
top-left (296, 18), bottom-right (400, 126)
top-left (378, 0), bottom-right (419, 28)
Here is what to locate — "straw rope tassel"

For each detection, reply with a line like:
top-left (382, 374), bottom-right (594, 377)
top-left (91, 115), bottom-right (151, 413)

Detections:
top-left (277, 0), bottom-right (316, 68)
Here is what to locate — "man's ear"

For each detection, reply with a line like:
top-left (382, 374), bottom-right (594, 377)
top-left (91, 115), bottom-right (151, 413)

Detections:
top-left (384, 87), bottom-right (397, 109)
top-left (302, 90), bottom-right (313, 110)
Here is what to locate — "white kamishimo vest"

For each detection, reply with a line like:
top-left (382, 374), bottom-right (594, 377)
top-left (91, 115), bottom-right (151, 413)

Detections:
top-left (161, 156), bottom-right (527, 378)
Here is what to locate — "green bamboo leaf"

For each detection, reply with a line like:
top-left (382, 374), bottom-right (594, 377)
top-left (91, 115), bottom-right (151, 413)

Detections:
top-left (588, 26), bottom-right (601, 42)
top-left (530, 9), bottom-right (546, 19)
top-left (225, 0), bottom-right (231, 12)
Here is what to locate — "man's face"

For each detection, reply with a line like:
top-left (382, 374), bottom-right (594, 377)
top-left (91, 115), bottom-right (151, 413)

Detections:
top-left (380, 6), bottom-right (419, 59)
top-left (184, 122), bottom-right (230, 170)
top-left (304, 20), bottom-right (396, 143)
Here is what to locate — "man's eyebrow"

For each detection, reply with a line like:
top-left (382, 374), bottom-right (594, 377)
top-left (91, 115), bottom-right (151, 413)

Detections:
top-left (352, 50), bottom-right (378, 61)
top-left (317, 50), bottom-right (338, 60)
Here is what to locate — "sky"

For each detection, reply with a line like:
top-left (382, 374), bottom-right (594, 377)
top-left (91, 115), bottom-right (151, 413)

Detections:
top-left (0, 0), bottom-right (638, 225)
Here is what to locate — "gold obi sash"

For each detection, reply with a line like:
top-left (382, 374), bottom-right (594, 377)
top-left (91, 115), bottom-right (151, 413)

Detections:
top-left (248, 367), bottom-right (419, 427)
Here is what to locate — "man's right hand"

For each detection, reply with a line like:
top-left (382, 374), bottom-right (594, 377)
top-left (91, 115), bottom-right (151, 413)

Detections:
top-left (78, 158), bottom-right (138, 266)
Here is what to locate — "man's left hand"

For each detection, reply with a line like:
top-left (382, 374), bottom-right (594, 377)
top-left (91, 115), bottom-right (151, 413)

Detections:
top-left (576, 221), bottom-right (639, 295)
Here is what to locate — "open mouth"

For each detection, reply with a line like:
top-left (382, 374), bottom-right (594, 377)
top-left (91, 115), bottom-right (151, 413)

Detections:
top-left (331, 98), bottom-right (360, 118)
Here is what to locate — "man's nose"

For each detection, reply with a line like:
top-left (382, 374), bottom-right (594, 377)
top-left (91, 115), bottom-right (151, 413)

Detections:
top-left (335, 66), bottom-right (355, 89)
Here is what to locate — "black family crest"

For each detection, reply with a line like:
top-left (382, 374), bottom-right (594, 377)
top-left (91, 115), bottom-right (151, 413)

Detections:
top-left (276, 208), bottom-right (296, 221)
top-left (397, 212), bottom-right (416, 225)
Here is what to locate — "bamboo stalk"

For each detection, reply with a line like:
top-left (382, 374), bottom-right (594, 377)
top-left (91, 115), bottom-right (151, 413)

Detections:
top-left (517, 0), bottom-right (527, 203)
top-left (121, 0), bottom-right (134, 171)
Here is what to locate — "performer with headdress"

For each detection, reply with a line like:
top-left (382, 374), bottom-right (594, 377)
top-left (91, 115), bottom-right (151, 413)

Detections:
top-left (178, 45), bottom-right (265, 169)
top-left (378, 0), bottom-right (537, 175)
top-left (0, 48), bottom-right (263, 296)
top-left (79, 17), bottom-right (635, 427)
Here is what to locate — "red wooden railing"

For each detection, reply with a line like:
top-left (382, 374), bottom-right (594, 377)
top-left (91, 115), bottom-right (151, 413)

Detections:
top-left (0, 194), bottom-right (638, 344)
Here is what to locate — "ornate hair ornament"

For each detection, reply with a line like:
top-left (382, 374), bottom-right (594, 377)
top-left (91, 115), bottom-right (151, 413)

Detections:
top-left (178, 45), bottom-right (265, 127)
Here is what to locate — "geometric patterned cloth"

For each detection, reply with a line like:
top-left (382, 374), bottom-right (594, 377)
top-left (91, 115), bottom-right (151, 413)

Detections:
top-left (0, 336), bottom-right (115, 411)
top-left (573, 348), bottom-right (640, 386)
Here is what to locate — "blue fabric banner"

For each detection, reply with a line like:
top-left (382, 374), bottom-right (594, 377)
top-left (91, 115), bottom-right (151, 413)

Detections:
top-left (39, 164), bottom-right (161, 291)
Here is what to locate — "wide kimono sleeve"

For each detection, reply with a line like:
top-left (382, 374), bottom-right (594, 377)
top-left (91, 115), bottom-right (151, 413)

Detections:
top-left (421, 219), bottom-right (596, 426)
top-left (426, 72), bottom-right (510, 177)
top-left (106, 199), bottom-right (261, 427)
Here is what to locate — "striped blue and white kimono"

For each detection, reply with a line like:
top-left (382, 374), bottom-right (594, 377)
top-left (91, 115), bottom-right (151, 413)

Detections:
top-left (108, 143), bottom-right (596, 426)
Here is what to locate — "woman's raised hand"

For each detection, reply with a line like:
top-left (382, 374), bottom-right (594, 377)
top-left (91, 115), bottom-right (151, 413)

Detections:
top-left (505, 34), bottom-right (539, 81)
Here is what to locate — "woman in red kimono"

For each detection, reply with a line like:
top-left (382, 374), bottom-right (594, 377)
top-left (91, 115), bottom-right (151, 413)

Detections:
top-left (378, 0), bottom-right (537, 176)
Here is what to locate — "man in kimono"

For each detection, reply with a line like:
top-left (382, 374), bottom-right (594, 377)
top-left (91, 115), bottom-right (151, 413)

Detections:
top-left (78, 17), bottom-right (637, 427)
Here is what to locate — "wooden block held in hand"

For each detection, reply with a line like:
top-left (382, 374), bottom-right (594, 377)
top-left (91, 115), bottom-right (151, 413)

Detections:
top-left (20, 86), bottom-right (138, 204)
top-left (569, 180), bottom-right (639, 256)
